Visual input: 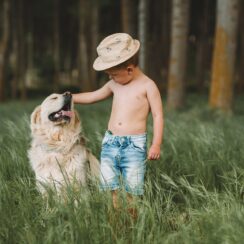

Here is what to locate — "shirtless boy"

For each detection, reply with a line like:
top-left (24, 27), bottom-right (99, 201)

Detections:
top-left (73, 33), bottom-right (163, 215)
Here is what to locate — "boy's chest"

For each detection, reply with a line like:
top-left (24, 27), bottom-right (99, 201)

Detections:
top-left (112, 85), bottom-right (148, 108)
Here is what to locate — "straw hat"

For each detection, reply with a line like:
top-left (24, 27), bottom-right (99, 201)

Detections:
top-left (93, 33), bottom-right (140, 71)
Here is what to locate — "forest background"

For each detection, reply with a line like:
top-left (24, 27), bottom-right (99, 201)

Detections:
top-left (0, 1), bottom-right (244, 243)
top-left (0, 0), bottom-right (243, 112)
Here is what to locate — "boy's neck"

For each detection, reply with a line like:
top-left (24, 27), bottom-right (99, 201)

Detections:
top-left (131, 67), bottom-right (143, 80)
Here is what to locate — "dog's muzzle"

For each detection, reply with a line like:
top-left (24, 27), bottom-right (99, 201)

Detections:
top-left (48, 92), bottom-right (73, 122)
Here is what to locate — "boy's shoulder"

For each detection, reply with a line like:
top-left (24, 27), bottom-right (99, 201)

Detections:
top-left (141, 75), bottom-right (159, 89)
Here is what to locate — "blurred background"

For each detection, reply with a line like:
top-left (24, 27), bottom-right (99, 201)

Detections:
top-left (0, 0), bottom-right (243, 112)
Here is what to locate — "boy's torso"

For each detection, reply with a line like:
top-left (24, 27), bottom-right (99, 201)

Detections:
top-left (108, 76), bottom-right (150, 136)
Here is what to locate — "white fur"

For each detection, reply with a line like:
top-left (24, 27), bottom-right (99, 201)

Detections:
top-left (28, 93), bottom-right (99, 193)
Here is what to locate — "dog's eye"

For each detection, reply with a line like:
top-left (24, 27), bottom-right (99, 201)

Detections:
top-left (51, 97), bottom-right (58, 100)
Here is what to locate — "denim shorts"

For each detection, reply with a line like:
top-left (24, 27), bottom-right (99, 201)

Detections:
top-left (100, 130), bottom-right (147, 195)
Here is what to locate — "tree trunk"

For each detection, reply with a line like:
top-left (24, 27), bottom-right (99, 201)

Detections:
top-left (237, 0), bottom-right (244, 92)
top-left (196, 0), bottom-right (210, 92)
top-left (209, 0), bottom-right (239, 112)
top-left (11, 21), bottom-right (18, 99)
top-left (25, 0), bottom-right (35, 89)
top-left (121, 0), bottom-right (134, 36)
top-left (161, 0), bottom-right (171, 85)
top-left (78, 0), bottom-right (91, 91)
top-left (0, 0), bottom-right (10, 102)
top-left (89, 0), bottom-right (99, 89)
top-left (167, 0), bottom-right (190, 109)
top-left (53, 0), bottom-right (60, 92)
top-left (17, 0), bottom-right (26, 101)
top-left (147, 0), bottom-right (169, 88)
top-left (138, 0), bottom-right (148, 72)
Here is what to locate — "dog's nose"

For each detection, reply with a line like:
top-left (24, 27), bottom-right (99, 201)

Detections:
top-left (63, 91), bottom-right (72, 98)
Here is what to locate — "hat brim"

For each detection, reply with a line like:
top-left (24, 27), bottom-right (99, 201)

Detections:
top-left (93, 40), bottom-right (140, 71)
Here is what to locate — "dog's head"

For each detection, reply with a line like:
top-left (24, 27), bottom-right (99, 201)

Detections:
top-left (31, 92), bottom-right (81, 132)
top-left (30, 92), bottom-right (82, 148)
top-left (41, 92), bottom-right (74, 125)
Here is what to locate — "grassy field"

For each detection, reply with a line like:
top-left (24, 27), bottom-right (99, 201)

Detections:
top-left (0, 95), bottom-right (243, 244)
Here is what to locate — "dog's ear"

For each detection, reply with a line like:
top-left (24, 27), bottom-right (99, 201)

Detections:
top-left (30, 106), bottom-right (41, 133)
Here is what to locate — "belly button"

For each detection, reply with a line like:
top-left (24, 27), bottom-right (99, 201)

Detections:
top-left (118, 122), bottom-right (122, 126)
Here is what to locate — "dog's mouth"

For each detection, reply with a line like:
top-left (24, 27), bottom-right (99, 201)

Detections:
top-left (48, 100), bottom-right (73, 122)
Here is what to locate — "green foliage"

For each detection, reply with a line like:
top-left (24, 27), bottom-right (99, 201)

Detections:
top-left (0, 96), bottom-right (243, 243)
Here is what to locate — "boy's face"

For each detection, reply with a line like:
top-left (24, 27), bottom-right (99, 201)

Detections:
top-left (105, 67), bottom-right (133, 85)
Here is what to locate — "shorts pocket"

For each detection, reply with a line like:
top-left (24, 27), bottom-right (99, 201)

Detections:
top-left (131, 140), bottom-right (147, 152)
top-left (102, 136), bottom-right (111, 146)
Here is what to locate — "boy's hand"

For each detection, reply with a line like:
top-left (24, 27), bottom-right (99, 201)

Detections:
top-left (148, 144), bottom-right (161, 160)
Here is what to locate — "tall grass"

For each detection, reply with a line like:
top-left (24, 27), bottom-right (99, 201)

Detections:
top-left (0, 96), bottom-right (243, 244)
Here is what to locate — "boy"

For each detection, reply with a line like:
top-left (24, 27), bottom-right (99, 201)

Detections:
top-left (73, 33), bottom-right (163, 216)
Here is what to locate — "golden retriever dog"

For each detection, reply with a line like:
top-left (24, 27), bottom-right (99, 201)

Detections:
top-left (28, 92), bottom-right (99, 193)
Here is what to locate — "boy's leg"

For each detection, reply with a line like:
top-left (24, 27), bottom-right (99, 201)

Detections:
top-left (112, 190), bottom-right (138, 220)
top-left (100, 132), bottom-right (121, 206)
top-left (121, 135), bottom-right (147, 220)
top-left (112, 190), bottom-right (119, 209)
top-left (126, 193), bottom-right (138, 220)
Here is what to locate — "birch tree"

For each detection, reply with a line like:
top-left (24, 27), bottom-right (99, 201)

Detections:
top-left (209, 0), bottom-right (239, 112)
top-left (167, 0), bottom-right (190, 109)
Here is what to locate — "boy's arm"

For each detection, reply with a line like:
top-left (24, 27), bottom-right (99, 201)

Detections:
top-left (146, 81), bottom-right (164, 160)
top-left (72, 81), bottom-right (112, 104)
